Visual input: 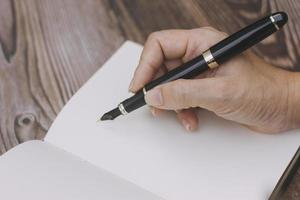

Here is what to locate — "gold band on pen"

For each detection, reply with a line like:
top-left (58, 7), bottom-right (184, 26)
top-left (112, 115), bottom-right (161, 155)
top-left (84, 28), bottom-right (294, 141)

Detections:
top-left (270, 16), bottom-right (280, 30)
top-left (202, 50), bottom-right (219, 69)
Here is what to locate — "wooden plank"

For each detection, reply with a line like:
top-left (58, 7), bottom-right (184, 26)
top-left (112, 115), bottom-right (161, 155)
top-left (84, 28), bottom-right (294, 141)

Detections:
top-left (0, 0), bottom-right (125, 153)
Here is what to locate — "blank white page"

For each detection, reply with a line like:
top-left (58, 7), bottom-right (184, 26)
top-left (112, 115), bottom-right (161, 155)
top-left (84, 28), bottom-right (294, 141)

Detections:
top-left (46, 41), bottom-right (300, 200)
top-left (0, 140), bottom-right (161, 200)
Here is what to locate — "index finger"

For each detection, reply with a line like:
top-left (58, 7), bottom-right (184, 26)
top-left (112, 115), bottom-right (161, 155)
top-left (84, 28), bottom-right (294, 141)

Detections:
top-left (129, 29), bottom-right (190, 92)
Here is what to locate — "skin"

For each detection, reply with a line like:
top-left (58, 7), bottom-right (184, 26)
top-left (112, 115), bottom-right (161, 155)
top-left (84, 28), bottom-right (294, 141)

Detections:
top-left (129, 27), bottom-right (300, 133)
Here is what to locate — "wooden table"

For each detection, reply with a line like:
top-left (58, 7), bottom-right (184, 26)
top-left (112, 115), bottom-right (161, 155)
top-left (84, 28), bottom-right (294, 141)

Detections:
top-left (0, 0), bottom-right (299, 198)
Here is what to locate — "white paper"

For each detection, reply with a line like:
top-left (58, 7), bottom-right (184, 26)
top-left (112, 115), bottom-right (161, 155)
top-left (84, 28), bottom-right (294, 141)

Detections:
top-left (46, 41), bottom-right (300, 200)
top-left (0, 140), bottom-right (161, 200)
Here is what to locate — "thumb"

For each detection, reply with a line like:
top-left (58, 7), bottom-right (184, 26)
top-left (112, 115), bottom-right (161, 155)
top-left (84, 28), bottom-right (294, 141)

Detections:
top-left (144, 78), bottom-right (225, 111)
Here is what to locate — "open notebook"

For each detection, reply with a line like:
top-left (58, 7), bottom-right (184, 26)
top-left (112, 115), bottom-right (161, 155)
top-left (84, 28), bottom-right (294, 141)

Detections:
top-left (0, 41), bottom-right (299, 200)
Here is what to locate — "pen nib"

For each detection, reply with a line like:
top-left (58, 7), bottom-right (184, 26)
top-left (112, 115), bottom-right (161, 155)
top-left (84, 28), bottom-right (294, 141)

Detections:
top-left (97, 107), bottom-right (122, 122)
top-left (100, 113), bottom-right (115, 121)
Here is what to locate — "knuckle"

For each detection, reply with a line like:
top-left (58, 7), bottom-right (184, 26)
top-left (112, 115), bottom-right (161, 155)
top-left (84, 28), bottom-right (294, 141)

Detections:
top-left (201, 27), bottom-right (227, 39)
top-left (202, 26), bottom-right (217, 32)
top-left (148, 31), bottom-right (161, 41)
top-left (191, 27), bottom-right (227, 45)
top-left (200, 26), bottom-right (221, 35)
top-left (139, 55), bottom-right (161, 74)
top-left (211, 31), bottom-right (227, 41)
top-left (139, 55), bottom-right (156, 72)
top-left (220, 31), bottom-right (229, 37)
top-left (193, 27), bottom-right (227, 37)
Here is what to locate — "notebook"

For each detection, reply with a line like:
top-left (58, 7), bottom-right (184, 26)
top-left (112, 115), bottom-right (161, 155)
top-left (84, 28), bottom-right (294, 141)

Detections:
top-left (0, 41), bottom-right (299, 200)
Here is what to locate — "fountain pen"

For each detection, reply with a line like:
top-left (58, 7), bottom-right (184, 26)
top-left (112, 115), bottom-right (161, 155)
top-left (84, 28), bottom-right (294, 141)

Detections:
top-left (99, 12), bottom-right (288, 121)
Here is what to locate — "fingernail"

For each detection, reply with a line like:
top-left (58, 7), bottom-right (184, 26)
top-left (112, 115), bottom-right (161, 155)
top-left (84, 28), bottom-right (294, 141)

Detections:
top-left (145, 88), bottom-right (163, 106)
top-left (150, 107), bottom-right (157, 117)
top-left (128, 79), bottom-right (134, 92)
top-left (182, 119), bottom-right (191, 132)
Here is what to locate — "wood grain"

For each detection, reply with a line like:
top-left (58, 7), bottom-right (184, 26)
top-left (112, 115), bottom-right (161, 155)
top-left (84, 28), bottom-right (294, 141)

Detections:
top-left (0, 0), bottom-right (299, 198)
top-left (0, 0), bottom-right (124, 153)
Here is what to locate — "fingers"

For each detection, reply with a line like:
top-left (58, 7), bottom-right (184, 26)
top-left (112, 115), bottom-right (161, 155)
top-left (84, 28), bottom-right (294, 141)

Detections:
top-left (145, 78), bottom-right (230, 111)
top-left (164, 59), bottom-right (183, 71)
top-left (149, 106), bottom-right (198, 132)
top-left (129, 30), bottom-right (190, 92)
top-left (129, 27), bottom-right (227, 93)
top-left (149, 106), bottom-right (164, 117)
top-left (176, 109), bottom-right (198, 132)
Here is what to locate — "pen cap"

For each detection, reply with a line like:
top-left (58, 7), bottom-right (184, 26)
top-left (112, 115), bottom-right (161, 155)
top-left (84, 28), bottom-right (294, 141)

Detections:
top-left (210, 12), bottom-right (288, 64)
top-left (272, 12), bottom-right (288, 28)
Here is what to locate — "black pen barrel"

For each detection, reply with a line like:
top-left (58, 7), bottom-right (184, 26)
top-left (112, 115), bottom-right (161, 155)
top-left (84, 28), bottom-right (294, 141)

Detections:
top-left (211, 15), bottom-right (275, 63)
top-left (121, 55), bottom-right (208, 113)
top-left (145, 55), bottom-right (208, 90)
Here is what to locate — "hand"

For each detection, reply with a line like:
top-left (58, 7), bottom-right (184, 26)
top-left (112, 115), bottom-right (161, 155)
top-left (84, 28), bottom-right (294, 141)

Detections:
top-left (129, 27), bottom-right (299, 133)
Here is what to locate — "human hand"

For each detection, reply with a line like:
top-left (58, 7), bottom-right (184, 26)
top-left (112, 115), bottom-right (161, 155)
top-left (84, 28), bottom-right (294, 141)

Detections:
top-left (129, 27), bottom-right (299, 133)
